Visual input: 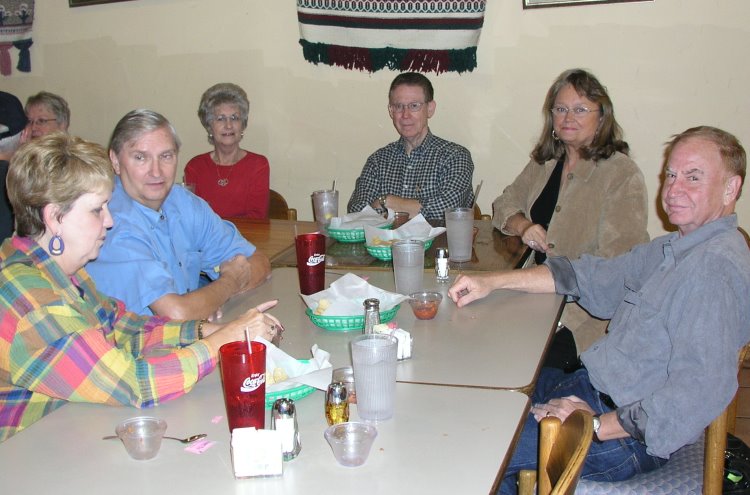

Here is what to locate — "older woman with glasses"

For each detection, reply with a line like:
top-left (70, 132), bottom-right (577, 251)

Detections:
top-left (184, 83), bottom-right (270, 219)
top-left (492, 68), bottom-right (649, 364)
top-left (25, 91), bottom-right (70, 139)
top-left (0, 134), bottom-right (283, 442)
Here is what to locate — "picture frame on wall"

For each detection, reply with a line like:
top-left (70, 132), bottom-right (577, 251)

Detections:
top-left (523, 0), bottom-right (651, 8)
top-left (69, 0), bottom-right (135, 7)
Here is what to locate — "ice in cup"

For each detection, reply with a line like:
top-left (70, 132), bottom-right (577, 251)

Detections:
top-left (351, 334), bottom-right (398, 422)
top-left (445, 207), bottom-right (474, 262)
top-left (392, 239), bottom-right (424, 295)
top-left (219, 341), bottom-right (267, 432)
top-left (115, 416), bottom-right (167, 461)
top-left (311, 189), bottom-right (339, 227)
top-left (324, 422), bottom-right (378, 467)
top-left (295, 233), bottom-right (326, 295)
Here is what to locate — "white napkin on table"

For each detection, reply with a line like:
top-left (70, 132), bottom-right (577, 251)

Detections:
top-left (299, 273), bottom-right (409, 316)
top-left (254, 337), bottom-right (333, 392)
top-left (328, 206), bottom-right (393, 230)
top-left (364, 213), bottom-right (446, 245)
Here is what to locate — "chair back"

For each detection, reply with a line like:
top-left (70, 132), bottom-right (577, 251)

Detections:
top-left (269, 189), bottom-right (297, 220)
top-left (473, 203), bottom-right (491, 221)
top-left (519, 409), bottom-right (593, 495)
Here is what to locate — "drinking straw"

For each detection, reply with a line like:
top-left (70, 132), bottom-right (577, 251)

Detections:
top-left (245, 327), bottom-right (252, 354)
top-left (332, 179), bottom-right (336, 192)
top-left (472, 180), bottom-right (484, 208)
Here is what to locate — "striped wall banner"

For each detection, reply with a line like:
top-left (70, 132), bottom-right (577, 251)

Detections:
top-left (297, 0), bottom-right (486, 74)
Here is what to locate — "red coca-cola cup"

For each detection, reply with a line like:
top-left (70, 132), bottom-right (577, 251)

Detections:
top-left (219, 341), bottom-right (266, 432)
top-left (295, 233), bottom-right (326, 295)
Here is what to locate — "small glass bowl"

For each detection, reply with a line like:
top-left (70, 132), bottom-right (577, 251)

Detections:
top-left (115, 416), bottom-right (167, 460)
top-left (408, 291), bottom-right (443, 320)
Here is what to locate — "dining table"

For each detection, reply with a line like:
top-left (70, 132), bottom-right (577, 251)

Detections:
top-left (228, 217), bottom-right (530, 272)
top-left (221, 267), bottom-right (563, 393)
top-left (0, 370), bottom-right (530, 494)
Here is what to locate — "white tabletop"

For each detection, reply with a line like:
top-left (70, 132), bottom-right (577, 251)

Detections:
top-left (0, 371), bottom-right (529, 494)
top-left (221, 267), bottom-right (564, 391)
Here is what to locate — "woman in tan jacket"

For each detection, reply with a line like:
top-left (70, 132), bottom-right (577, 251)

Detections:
top-left (493, 69), bottom-right (649, 362)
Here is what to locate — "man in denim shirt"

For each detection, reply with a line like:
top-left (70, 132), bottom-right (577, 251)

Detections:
top-left (450, 126), bottom-right (750, 492)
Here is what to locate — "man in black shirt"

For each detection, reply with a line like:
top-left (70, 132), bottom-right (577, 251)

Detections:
top-left (0, 91), bottom-right (30, 241)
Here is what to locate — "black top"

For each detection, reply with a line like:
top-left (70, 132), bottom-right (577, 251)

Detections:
top-left (528, 157), bottom-right (564, 264)
top-left (0, 160), bottom-right (13, 242)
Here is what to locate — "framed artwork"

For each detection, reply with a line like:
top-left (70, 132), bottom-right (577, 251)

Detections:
top-left (523, 0), bottom-right (651, 8)
top-left (69, 0), bottom-right (135, 7)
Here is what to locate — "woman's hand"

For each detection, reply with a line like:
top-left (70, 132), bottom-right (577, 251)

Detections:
top-left (201, 299), bottom-right (284, 355)
top-left (521, 223), bottom-right (550, 253)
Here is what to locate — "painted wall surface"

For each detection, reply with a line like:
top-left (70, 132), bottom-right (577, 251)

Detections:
top-left (3, 0), bottom-right (749, 236)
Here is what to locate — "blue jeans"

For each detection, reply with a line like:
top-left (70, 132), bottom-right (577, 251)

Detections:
top-left (499, 367), bottom-right (667, 494)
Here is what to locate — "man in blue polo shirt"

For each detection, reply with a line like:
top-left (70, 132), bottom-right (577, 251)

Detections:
top-left (87, 109), bottom-right (270, 319)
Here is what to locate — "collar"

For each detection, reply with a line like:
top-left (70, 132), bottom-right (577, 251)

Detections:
top-left (113, 177), bottom-right (177, 224)
top-left (664, 214), bottom-right (739, 262)
top-left (398, 130), bottom-right (434, 155)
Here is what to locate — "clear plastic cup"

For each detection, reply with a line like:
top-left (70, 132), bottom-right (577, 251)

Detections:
top-left (324, 422), bottom-right (378, 467)
top-left (115, 416), bottom-right (167, 460)
top-left (392, 239), bottom-right (424, 295)
top-left (312, 189), bottom-right (339, 227)
top-left (445, 207), bottom-right (474, 262)
top-left (351, 334), bottom-right (398, 422)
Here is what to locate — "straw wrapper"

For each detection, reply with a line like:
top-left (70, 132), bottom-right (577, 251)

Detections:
top-left (254, 336), bottom-right (333, 391)
top-left (364, 213), bottom-right (445, 246)
top-left (328, 206), bottom-right (394, 230)
top-left (300, 273), bottom-right (409, 316)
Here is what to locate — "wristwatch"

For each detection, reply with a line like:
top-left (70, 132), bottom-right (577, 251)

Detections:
top-left (378, 195), bottom-right (387, 209)
top-left (592, 414), bottom-right (602, 442)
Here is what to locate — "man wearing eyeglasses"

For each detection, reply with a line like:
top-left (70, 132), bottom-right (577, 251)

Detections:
top-left (347, 72), bottom-right (475, 220)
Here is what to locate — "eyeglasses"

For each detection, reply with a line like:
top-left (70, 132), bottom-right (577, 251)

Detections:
top-left (388, 102), bottom-right (426, 114)
top-left (28, 118), bottom-right (56, 127)
top-left (550, 106), bottom-right (600, 118)
top-left (213, 114), bottom-right (241, 123)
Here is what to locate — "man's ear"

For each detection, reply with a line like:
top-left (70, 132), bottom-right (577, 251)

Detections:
top-left (724, 175), bottom-right (742, 205)
top-left (426, 100), bottom-right (436, 119)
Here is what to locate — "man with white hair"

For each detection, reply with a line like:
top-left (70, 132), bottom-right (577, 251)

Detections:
top-left (0, 91), bottom-right (30, 242)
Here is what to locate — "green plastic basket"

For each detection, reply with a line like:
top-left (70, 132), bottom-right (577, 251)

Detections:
top-left (305, 304), bottom-right (401, 331)
top-left (365, 238), bottom-right (434, 261)
top-left (327, 227), bottom-right (366, 243)
top-left (265, 359), bottom-right (316, 409)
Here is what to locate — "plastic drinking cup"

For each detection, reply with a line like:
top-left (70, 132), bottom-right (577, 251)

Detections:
top-left (391, 239), bottom-right (424, 295)
top-left (295, 233), bottom-right (326, 295)
top-left (219, 341), bottom-right (266, 432)
top-left (445, 207), bottom-right (474, 262)
top-left (351, 334), bottom-right (398, 422)
top-left (324, 422), bottom-right (378, 467)
top-left (312, 189), bottom-right (339, 227)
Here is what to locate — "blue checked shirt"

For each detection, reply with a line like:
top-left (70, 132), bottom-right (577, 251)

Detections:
top-left (347, 132), bottom-right (475, 220)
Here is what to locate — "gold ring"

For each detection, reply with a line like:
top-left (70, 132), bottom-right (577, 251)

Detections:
top-left (545, 411), bottom-right (550, 417)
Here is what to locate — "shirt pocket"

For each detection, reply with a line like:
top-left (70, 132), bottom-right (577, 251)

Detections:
top-left (181, 250), bottom-right (204, 292)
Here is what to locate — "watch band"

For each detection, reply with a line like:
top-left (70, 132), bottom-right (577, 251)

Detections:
top-left (378, 195), bottom-right (387, 209)
top-left (592, 414), bottom-right (602, 442)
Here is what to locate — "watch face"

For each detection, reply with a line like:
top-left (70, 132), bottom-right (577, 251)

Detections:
top-left (593, 416), bottom-right (601, 433)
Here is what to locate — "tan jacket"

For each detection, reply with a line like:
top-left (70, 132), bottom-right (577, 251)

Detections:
top-left (492, 152), bottom-right (649, 350)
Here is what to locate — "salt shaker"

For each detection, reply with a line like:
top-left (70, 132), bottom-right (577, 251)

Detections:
top-left (325, 381), bottom-right (349, 425)
top-left (363, 298), bottom-right (381, 334)
top-left (271, 398), bottom-right (301, 461)
top-left (435, 247), bottom-right (450, 283)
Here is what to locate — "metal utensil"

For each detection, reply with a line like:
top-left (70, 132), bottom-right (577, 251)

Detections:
top-left (102, 433), bottom-right (207, 444)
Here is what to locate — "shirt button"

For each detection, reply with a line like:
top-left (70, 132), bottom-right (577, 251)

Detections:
top-left (548, 242), bottom-right (555, 249)
top-left (159, 214), bottom-right (165, 220)
top-left (178, 262), bottom-right (182, 267)
top-left (555, 205), bottom-right (562, 212)
top-left (567, 173), bottom-right (574, 180)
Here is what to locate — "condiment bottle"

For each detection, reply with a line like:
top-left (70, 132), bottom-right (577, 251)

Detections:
top-left (271, 398), bottom-right (301, 461)
top-left (435, 247), bottom-right (450, 283)
top-left (325, 381), bottom-right (349, 425)
top-left (363, 298), bottom-right (381, 334)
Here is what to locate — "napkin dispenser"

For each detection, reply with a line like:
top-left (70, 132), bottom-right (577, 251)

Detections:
top-left (231, 427), bottom-right (283, 478)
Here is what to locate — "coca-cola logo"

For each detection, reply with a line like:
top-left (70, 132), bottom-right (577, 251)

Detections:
top-left (306, 253), bottom-right (325, 266)
top-left (240, 372), bottom-right (265, 392)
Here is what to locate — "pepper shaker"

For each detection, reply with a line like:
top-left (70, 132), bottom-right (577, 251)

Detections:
top-left (363, 298), bottom-right (381, 334)
top-left (435, 247), bottom-right (450, 283)
top-left (271, 398), bottom-right (301, 461)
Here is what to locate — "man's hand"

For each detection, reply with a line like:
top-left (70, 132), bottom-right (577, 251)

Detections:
top-left (531, 395), bottom-right (594, 423)
top-left (448, 273), bottom-right (497, 307)
top-left (219, 255), bottom-right (254, 293)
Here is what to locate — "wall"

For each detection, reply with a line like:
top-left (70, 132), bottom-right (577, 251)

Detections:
top-left (3, 0), bottom-right (750, 236)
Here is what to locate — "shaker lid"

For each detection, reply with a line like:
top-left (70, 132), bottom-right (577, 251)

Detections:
top-left (363, 298), bottom-right (380, 309)
top-left (436, 247), bottom-right (449, 258)
top-left (327, 381), bottom-right (348, 403)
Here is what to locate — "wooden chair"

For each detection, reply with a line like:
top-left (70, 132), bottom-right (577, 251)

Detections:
top-left (473, 203), bottom-right (491, 221)
top-left (268, 189), bottom-right (297, 220)
top-left (519, 409), bottom-right (594, 495)
top-left (576, 344), bottom-right (750, 495)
